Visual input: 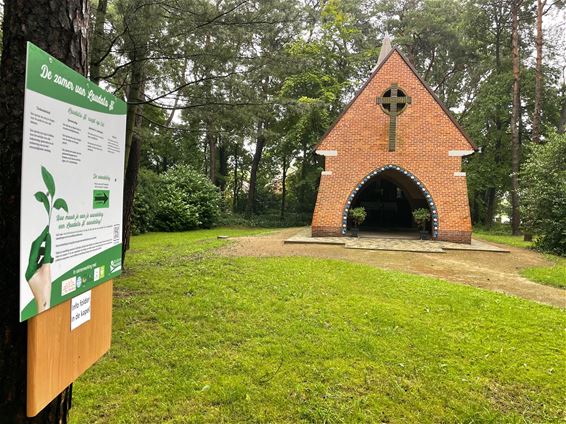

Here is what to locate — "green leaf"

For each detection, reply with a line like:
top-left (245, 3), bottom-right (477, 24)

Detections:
top-left (53, 198), bottom-right (69, 213)
top-left (34, 191), bottom-right (49, 213)
top-left (41, 166), bottom-right (55, 197)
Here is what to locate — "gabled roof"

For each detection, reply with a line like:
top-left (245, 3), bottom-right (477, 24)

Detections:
top-left (315, 46), bottom-right (477, 151)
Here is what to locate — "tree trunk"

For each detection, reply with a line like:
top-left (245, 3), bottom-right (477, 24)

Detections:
top-left (484, 187), bottom-right (496, 227)
top-left (89, 0), bottom-right (108, 84)
top-left (202, 134), bottom-right (208, 176)
top-left (246, 121), bottom-right (266, 215)
top-left (0, 1), bottom-right (89, 421)
top-left (122, 59), bottom-right (145, 264)
top-left (280, 156), bottom-right (288, 220)
top-left (471, 194), bottom-right (481, 225)
top-left (164, 58), bottom-right (187, 127)
top-left (122, 125), bottom-right (142, 264)
top-left (484, 21), bottom-right (505, 228)
top-left (510, 0), bottom-right (522, 235)
top-left (218, 141), bottom-right (227, 192)
top-left (233, 144), bottom-right (239, 211)
top-left (164, 92), bottom-right (181, 127)
top-left (121, 0), bottom-right (153, 264)
top-left (207, 123), bottom-right (217, 184)
top-left (532, 0), bottom-right (545, 144)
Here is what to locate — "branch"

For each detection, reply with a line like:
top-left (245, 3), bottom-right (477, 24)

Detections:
top-left (145, 100), bottom-right (268, 111)
top-left (129, 68), bottom-right (258, 106)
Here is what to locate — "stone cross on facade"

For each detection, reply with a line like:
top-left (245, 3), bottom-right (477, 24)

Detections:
top-left (376, 83), bottom-right (412, 151)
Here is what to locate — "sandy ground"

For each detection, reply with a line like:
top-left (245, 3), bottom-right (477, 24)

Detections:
top-left (219, 228), bottom-right (565, 308)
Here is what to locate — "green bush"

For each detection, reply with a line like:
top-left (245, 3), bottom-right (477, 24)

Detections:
top-left (521, 132), bottom-right (566, 256)
top-left (154, 165), bottom-right (222, 232)
top-left (132, 169), bottom-right (163, 235)
top-left (349, 207), bottom-right (367, 227)
top-left (217, 211), bottom-right (312, 228)
top-left (412, 208), bottom-right (431, 231)
top-left (133, 165), bottom-right (222, 233)
top-left (154, 185), bottom-right (200, 232)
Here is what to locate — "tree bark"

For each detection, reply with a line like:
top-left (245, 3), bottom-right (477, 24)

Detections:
top-left (233, 144), bottom-right (239, 211)
top-left (280, 156), bottom-right (288, 220)
top-left (510, 0), bottom-right (522, 235)
top-left (0, 0), bottom-right (89, 421)
top-left (206, 122), bottom-right (217, 184)
top-left (164, 58), bottom-right (187, 127)
top-left (121, 1), bottom-right (153, 264)
top-left (471, 194), bottom-right (481, 225)
top-left (484, 187), bottom-right (496, 227)
top-left (532, 0), bottom-right (545, 144)
top-left (246, 121), bottom-right (266, 215)
top-left (122, 122), bottom-right (142, 264)
top-left (218, 140), bottom-right (227, 192)
top-left (89, 0), bottom-right (108, 84)
top-left (122, 59), bottom-right (145, 264)
top-left (484, 14), bottom-right (505, 228)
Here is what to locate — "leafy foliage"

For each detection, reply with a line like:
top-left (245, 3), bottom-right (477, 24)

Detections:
top-left (349, 207), bottom-right (367, 226)
top-left (520, 132), bottom-right (566, 256)
top-left (412, 208), bottom-right (431, 231)
top-left (133, 166), bottom-right (221, 233)
top-left (217, 211), bottom-right (311, 228)
top-left (92, 0), bottom-right (564, 233)
top-left (132, 169), bottom-right (163, 235)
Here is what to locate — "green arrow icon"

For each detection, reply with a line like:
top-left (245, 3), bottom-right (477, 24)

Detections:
top-left (93, 190), bottom-right (110, 209)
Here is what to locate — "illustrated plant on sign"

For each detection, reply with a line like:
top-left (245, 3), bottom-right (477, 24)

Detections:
top-left (349, 207), bottom-right (367, 237)
top-left (26, 166), bottom-right (68, 312)
top-left (412, 208), bottom-right (431, 240)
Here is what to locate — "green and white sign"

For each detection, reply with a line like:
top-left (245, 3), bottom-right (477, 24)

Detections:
top-left (20, 43), bottom-right (127, 321)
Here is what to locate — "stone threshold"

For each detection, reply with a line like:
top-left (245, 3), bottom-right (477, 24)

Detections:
top-left (285, 228), bottom-right (510, 254)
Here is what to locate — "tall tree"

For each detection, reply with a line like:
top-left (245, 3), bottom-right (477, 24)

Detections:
top-left (510, 0), bottom-right (523, 235)
top-left (532, 0), bottom-right (546, 144)
top-left (244, 0), bottom-right (302, 214)
top-left (247, 120), bottom-right (268, 214)
top-left (120, 1), bottom-right (159, 263)
top-left (0, 1), bottom-right (89, 421)
top-left (89, 0), bottom-right (108, 84)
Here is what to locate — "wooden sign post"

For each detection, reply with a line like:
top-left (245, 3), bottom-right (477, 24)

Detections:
top-left (19, 43), bottom-right (126, 416)
top-left (27, 282), bottom-right (113, 416)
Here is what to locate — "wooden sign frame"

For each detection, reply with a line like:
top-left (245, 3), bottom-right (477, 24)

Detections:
top-left (27, 281), bottom-right (113, 417)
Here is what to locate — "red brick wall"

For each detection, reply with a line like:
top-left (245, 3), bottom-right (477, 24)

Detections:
top-left (312, 50), bottom-right (473, 244)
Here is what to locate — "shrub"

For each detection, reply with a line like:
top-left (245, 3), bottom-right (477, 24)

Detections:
top-left (521, 132), bottom-right (566, 256)
top-left (132, 169), bottom-right (163, 235)
top-left (412, 208), bottom-right (431, 231)
top-left (133, 165), bottom-right (222, 233)
top-left (153, 165), bottom-right (222, 232)
top-left (217, 211), bottom-right (312, 228)
top-left (153, 185), bottom-right (200, 231)
top-left (349, 207), bottom-right (367, 227)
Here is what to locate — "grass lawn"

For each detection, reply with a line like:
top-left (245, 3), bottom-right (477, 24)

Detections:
top-left (521, 257), bottom-right (566, 290)
top-left (473, 230), bottom-right (534, 249)
top-left (71, 229), bottom-right (565, 423)
top-left (473, 228), bottom-right (565, 289)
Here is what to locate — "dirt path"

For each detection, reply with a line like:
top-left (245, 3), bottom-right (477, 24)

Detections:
top-left (219, 228), bottom-right (565, 308)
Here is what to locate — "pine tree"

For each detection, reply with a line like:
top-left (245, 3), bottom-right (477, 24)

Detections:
top-left (0, 2), bottom-right (89, 421)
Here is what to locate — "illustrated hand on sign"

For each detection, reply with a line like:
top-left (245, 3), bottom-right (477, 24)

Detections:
top-left (25, 226), bottom-right (53, 312)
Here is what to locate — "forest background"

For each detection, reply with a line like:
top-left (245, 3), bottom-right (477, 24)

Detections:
top-left (2, 0), bottom-right (565, 256)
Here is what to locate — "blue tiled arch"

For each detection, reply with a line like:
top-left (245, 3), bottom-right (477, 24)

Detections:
top-left (341, 164), bottom-right (439, 238)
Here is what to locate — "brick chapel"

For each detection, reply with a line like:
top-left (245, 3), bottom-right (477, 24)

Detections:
top-left (311, 37), bottom-right (477, 244)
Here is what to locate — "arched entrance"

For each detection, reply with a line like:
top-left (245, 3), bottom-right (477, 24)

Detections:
top-left (342, 165), bottom-right (439, 238)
